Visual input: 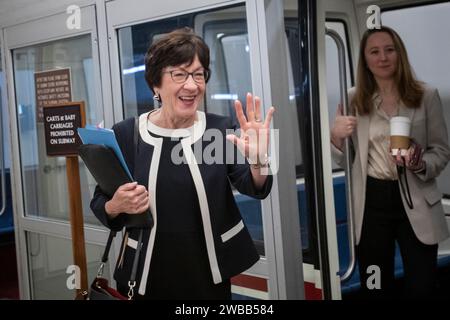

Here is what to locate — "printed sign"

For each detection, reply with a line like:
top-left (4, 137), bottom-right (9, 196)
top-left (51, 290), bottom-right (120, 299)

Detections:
top-left (43, 102), bottom-right (85, 156)
top-left (35, 68), bottom-right (72, 122)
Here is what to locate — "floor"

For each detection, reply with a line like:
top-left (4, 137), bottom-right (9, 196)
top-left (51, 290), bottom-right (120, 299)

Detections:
top-left (2, 227), bottom-right (450, 300)
top-left (0, 233), bottom-right (20, 300)
top-left (343, 264), bottom-right (450, 300)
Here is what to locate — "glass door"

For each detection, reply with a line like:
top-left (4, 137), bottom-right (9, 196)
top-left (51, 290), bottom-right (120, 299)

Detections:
top-left (4, 5), bottom-right (114, 299)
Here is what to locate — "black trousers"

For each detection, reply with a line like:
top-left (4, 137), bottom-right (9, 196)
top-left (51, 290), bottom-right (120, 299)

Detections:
top-left (357, 176), bottom-right (438, 299)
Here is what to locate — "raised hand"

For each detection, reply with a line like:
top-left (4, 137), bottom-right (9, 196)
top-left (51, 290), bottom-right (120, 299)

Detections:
top-left (226, 93), bottom-right (275, 166)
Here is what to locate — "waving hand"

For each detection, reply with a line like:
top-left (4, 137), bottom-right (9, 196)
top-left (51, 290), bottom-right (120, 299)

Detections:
top-left (226, 93), bottom-right (275, 166)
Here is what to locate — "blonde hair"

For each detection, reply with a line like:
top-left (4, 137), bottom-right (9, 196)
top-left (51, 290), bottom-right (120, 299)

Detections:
top-left (352, 26), bottom-right (423, 115)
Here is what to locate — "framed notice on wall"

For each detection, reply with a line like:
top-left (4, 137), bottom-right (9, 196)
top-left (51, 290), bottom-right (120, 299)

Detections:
top-left (35, 68), bottom-right (72, 122)
top-left (43, 101), bottom-right (86, 157)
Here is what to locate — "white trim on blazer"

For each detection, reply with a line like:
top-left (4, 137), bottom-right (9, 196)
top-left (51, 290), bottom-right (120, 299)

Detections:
top-left (137, 111), bottom-right (217, 294)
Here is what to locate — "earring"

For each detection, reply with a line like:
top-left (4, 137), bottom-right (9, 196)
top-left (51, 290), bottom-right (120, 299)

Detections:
top-left (153, 92), bottom-right (161, 107)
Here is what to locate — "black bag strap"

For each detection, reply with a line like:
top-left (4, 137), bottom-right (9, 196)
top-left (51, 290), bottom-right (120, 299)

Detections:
top-left (101, 230), bottom-right (116, 263)
top-left (397, 158), bottom-right (414, 209)
top-left (98, 229), bottom-right (143, 299)
top-left (125, 116), bottom-right (144, 299)
top-left (127, 228), bottom-right (144, 299)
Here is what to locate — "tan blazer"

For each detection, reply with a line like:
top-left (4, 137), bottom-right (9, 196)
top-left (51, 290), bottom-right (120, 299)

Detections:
top-left (332, 85), bottom-right (450, 245)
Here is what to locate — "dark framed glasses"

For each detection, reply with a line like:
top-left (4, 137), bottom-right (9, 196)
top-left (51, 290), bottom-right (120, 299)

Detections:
top-left (164, 69), bottom-right (210, 83)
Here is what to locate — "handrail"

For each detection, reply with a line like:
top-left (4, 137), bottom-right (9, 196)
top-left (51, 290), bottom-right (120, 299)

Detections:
top-left (325, 28), bottom-right (355, 282)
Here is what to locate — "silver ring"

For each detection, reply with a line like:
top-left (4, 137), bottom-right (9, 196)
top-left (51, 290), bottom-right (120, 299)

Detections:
top-left (255, 118), bottom-right (262, 123)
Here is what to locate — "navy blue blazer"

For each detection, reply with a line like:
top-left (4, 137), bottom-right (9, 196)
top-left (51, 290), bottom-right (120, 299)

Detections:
top-left (90, 111), bottom-right (272, 295)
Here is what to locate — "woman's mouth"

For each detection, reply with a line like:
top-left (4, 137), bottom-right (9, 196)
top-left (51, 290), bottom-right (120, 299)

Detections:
top-left (179, 95), bottom-right (196, 102)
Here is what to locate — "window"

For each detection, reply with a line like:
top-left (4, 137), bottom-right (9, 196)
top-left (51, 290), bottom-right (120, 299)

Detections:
top-left (13, 35), bottom-right (100, 224)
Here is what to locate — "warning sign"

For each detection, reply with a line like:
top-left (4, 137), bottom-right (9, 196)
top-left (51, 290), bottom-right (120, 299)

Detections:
top-left (35, 68), bottom-right (72, 122)
top-left (43, 102), bottom-right (85, 157)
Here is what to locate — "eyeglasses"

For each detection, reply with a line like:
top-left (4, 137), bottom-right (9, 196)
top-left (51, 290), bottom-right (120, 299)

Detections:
top-left (163, 69), bottom-right (210, 84)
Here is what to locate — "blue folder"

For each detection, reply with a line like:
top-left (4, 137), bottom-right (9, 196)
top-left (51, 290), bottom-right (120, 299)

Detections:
top-left (77, 125), bottom-right (132, 179)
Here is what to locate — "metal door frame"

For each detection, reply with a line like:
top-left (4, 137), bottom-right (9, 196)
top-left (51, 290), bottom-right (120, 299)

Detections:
top-left (3, 4), bottom-right (112, 299)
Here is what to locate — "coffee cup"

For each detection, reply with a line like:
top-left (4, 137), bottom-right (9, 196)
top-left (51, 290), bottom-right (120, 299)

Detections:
top-left (390, 116), bottom-right (411, 156)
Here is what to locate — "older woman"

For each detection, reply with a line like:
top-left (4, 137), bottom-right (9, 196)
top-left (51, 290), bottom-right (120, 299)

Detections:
top-left (90, 27), bottom-right (275, 299)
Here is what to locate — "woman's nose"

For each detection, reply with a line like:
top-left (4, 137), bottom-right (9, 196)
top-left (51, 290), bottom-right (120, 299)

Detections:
top-left (183, 75), bottom-right (198, 88)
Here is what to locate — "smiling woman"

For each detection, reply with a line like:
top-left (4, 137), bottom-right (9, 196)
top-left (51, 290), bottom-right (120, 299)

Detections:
top-left (145, 29), bottom-right (210, 126)
top-left (364, 32), bottom-right (398, 81)
top-left (330, 25), bottom-right (450, 299)
top-left (90, 27), bottom-right (275, 300)
top-left (149, 55), bottom-right (207, 127)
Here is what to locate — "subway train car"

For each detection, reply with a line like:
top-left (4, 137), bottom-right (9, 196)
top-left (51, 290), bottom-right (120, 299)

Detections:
top-left (0, 0), bottom-right (450, 300)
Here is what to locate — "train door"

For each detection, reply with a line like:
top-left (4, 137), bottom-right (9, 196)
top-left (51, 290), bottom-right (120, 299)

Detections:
top-left (3, 5), bottom-right (116, 299)
top-left (315, 0), bottom-right (360, 297)
top-left (288, 0), bottom-right (345, 299)
top-left (105, 0), bottom-right (309, 299)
